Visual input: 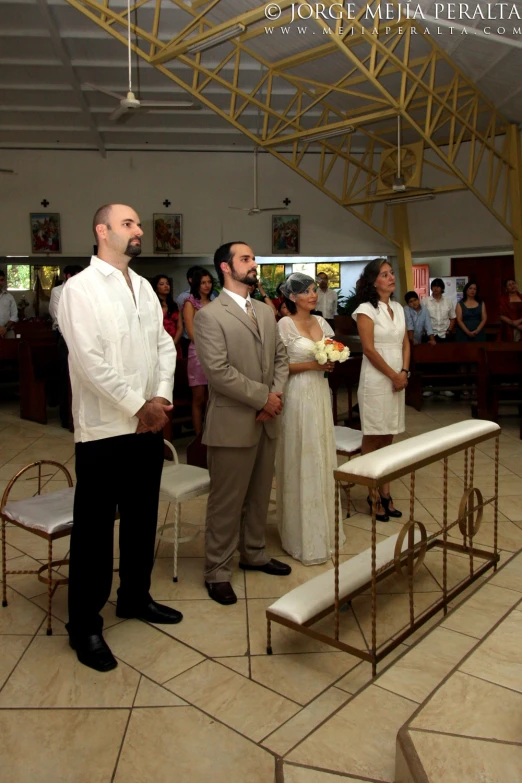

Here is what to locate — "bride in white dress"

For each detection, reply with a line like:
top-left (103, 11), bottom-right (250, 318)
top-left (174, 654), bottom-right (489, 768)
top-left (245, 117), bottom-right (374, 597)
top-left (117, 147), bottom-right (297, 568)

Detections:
top-left (276, 273), bottom-right (345, 565)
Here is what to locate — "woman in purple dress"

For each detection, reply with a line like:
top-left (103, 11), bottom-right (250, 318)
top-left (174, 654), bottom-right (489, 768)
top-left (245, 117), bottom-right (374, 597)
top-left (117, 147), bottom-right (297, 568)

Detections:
top-left (183, 268), bottom-right (214, 435)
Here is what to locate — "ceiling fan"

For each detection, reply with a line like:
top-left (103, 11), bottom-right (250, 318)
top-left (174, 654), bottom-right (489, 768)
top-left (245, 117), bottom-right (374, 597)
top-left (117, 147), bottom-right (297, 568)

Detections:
top-left (85, 0), bottom-right (196, 122)
top-left (229, 146), bottom-right (288, 216)
top-left (385, 115), bottom-right (433, 194)
top-left (0, 168), bottom-right (15, 174)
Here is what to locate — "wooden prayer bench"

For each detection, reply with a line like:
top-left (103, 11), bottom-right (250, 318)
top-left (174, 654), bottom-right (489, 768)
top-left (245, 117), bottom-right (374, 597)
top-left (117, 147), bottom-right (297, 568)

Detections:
top-left (18, 339), bottom-right (59, 424)
top-left (406, 342), bottom-right (482, 411)
top-left (474, 344), bottom-right (522, 437)
top-left (266, 420), bottom-right (500, 675)
top-left (0, 339), bottom-right (19, 384)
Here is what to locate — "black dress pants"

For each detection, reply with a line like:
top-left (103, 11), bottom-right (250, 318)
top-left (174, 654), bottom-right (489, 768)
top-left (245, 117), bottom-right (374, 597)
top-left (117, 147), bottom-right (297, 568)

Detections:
top-left (66, 431), bottom-right (164, 638)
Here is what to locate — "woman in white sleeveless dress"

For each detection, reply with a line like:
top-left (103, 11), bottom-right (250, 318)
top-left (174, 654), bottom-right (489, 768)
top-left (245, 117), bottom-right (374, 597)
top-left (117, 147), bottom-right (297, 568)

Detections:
top-left (276, 273), bottom-right (345, 565)
top-left (352, 259), bottom-right (410, 521)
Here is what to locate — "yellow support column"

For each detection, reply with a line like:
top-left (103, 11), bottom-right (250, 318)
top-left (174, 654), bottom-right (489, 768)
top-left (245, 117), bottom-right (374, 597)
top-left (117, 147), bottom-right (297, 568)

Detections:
top-left (508, 124), bottom-right (522, 283)
top-left (393, 204), bottom-right (414, 296)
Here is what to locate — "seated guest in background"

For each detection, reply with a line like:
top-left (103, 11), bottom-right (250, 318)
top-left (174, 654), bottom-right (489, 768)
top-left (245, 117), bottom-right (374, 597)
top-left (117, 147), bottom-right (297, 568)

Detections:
top-left (499, 278), bottom-right (522, 342)
top-left (352, 259), bottom-right (409, 521)
top-left (49, 265), bottom-right (83, 330)
top-left (316, 272), bottom-right (338, 328)
top-left (0, 268), bottom-right (18, 338)
top-left (404, 291), bottom-right (436, 346)
top-left (276, 299), bottom-right (290, 321)
top-left (50, 265), bottom-right (84, 429)
top-left (59, 203), bottom-right (181, 674)
top-left (456, 282), bottom-right (487, 342)
top-left (152, 274), bottom-right (182, 358)
top-left (248, 280), bottom-right (277, 317)
top-left (183, 268), bottom-right (213, 435)
top-left (421, 279), bottom-right (456, 343)
top-left (177, 266), bottom-right (217, 357)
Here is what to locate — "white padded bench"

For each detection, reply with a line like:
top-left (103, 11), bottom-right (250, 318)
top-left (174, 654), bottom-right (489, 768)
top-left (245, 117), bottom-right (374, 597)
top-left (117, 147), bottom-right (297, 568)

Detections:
top-left (269, 528), bottom-right (422, 627)
top-left (267, 419), bottom-right (501, 668)
top-left (334, 426), bottom-right (363, 518)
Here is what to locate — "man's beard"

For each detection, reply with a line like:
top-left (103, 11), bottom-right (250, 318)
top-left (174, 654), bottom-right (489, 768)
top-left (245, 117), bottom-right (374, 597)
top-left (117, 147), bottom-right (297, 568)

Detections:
top-left (230, 260), bottom-right (256, 286)
top-left (125, 240), bottom-right (142, 257)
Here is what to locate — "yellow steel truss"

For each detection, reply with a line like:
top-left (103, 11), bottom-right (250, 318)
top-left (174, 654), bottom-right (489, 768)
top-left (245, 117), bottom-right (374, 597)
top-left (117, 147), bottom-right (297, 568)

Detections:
top-left (63, 0), bottom-right (519, 246)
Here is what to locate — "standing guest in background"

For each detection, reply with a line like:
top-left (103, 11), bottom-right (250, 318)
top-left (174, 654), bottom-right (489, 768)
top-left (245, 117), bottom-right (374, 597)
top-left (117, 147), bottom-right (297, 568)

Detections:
top-left (456, 282), bottom-right (487, 342)
top-left (0, 268), bottom-right (18, 338)
top-left (193, 241), bottom-right (290, 606)
top-left (183, 268), bottom-right (213, 435)
top-left (352, 259), bottom-right (409, 522)
top-left (421, 278), bottom-right (456, 343)
top-left (499, 278), bottom-right (522, 342)
top-left (49, 265), bottom-right (83, 330)
top-left (276, 300), bottom-right (290, 321)
top-left (59, 203), bottom-right (181, 674)
top-left (152, 274), bottom-right (182, 358)
top-left (50, 264), bottom-right (84, 429)
top-left (315, 272), bottom-right (338, 329)
top-left (422, 278), bottom-right (456, 398)
top-left (248, 280), bottom-right (277, 317)
top-left (177, 265), bottom-right (217, 356)
top-left (404, 291), bottom-right (436, 346)
top-left (0, 269), bottom-right (18, 340)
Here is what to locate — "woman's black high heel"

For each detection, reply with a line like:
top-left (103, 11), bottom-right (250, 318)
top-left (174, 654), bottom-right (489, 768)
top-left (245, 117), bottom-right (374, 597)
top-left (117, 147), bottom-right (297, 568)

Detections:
top-left (367, 495), bottom-right (389, 522)
top-left (379, 494), bottom-right (402, 518)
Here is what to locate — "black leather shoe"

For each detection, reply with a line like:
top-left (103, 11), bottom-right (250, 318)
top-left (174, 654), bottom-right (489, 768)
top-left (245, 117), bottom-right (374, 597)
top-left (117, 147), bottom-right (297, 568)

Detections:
top-left (239, 558), bottom-right (292, 576)
top-left (205, 581), bottom-right (237, 605)
top-left (69, 633), bottom-right (118, 673)
top-left (116, 600), bottom-right (183, 624)
top-left (367, 495), bottom-right (389, 522)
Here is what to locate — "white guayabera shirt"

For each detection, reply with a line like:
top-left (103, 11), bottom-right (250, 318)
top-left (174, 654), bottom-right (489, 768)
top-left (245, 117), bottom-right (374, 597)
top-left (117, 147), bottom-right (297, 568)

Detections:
top-left (316, 288), bottom-right (338, 319)
top-left (58, 255), bottom-right (176, 443)
top-left (421, 294), bottom-right (456, 338)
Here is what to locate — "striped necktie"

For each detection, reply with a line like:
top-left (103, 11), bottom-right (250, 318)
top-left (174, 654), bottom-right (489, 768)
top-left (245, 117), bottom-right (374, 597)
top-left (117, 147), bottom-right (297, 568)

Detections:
top-left (245, 299), bottom-right (260, 336)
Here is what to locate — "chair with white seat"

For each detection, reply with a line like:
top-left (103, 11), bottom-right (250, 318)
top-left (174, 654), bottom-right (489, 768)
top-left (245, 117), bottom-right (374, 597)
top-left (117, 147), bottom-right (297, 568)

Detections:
top-left (1, 461), bottom-right (74, 636)
top-left (157, 440), bottom-right (211, 582)
top-left (334, 425), bottom-right (363, 517)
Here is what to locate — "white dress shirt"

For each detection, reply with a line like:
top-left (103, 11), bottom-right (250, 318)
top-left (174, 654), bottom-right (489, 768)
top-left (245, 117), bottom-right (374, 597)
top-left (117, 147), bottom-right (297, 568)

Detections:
top-left (316, 288), bottom-right (338, 319)
top-left (0, 290), bottom-right (18, 328)
top-left (58, 256), bottom-right (176, 443)
top-left (223, 287), bottom-right (254, 314)
top-left (421, 295), bottom-right (456, 338)
top-left (49, 283), bottom-right (63, 329)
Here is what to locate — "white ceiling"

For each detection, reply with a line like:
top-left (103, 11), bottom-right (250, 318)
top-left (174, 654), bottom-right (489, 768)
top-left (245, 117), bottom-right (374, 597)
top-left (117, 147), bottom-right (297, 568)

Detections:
top-left (0, 0), bottom-right (521, 154)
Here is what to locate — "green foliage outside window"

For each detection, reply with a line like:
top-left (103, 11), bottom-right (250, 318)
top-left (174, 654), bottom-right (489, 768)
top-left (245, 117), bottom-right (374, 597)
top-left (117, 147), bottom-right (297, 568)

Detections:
top-left (6, 264), bottom-right (31, 291)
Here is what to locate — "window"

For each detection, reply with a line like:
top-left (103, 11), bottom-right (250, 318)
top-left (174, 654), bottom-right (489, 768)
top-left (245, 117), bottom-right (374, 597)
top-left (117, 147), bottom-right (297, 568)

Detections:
top-left (6, 264), bottom-right (60, 292)
top-left (6, 264), bottom-right (31, 291)
top-left (292, 262), bottom-right (316, 278)
top-left (258, 264), bottom-right (285, 298)
top-left (316, 262), bottom-right (340, 288)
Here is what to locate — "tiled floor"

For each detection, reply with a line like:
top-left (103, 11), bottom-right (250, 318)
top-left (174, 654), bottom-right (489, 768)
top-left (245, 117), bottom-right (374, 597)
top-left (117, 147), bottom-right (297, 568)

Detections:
top-left (0, 397), bottom-right (521, 782)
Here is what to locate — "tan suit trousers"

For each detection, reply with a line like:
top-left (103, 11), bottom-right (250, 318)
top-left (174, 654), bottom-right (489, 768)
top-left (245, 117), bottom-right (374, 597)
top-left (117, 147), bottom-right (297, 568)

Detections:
top-left (205, 430), bottom-right (276, 583)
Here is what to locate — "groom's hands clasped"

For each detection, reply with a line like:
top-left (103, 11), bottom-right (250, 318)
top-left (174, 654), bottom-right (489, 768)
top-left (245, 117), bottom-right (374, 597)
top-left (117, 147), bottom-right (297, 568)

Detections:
top-left (256, 391), bottom-right (283, 422)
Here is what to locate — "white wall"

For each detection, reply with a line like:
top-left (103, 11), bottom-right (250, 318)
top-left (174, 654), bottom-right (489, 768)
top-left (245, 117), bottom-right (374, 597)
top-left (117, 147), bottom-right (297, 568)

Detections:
top-left (0, 150), bottom-right (393, 258)
top-left (1, 147), bottom-right (515, 261)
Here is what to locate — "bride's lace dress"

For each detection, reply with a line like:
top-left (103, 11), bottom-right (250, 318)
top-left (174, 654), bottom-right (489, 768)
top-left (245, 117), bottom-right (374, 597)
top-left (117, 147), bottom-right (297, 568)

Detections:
top-left (276, 316), bottom-right (345, 565)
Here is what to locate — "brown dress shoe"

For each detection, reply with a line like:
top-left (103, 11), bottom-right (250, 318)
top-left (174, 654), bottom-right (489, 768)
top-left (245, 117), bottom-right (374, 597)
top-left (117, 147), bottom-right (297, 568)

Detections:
top-left (205, 581), bottom-right (237, 605)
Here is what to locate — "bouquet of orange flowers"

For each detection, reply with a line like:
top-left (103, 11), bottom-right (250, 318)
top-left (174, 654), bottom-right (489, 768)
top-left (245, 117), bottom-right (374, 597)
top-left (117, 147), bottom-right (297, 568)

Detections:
top-left (314, 338), bottom-right (350, 377)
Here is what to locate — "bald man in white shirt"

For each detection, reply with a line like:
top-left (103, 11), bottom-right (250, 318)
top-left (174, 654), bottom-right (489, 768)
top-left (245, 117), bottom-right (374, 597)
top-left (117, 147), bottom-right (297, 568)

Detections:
top-left (59, 204), bottom-right (182, 673)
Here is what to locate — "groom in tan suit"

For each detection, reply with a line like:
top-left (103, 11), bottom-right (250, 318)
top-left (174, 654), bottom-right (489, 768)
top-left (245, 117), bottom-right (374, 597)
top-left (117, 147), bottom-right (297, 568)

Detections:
top-left (193, 242), bottom-right (291, 605)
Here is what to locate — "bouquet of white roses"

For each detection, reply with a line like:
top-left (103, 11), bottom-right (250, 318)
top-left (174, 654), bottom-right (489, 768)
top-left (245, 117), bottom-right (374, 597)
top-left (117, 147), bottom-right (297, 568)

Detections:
top-left (314, 338), bottom-right (350, 377)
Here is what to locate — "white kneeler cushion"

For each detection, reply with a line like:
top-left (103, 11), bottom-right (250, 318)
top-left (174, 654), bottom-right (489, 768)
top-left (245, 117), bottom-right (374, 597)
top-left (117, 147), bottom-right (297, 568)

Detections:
top-left (2, 487), bottom-right (75, 535)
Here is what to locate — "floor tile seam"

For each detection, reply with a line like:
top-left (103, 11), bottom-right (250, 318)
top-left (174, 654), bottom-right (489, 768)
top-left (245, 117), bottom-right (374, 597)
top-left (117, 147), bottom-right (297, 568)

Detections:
top-left (163, 659), bottom-right (307, 715)
top-left (407, 726), bottom-right (522, 747)
top-left (109, 704), bottom-right (133, 783)
top-left (372, 682), bottom-right (421, 706)
top-left (0, 616), bottom-right (54, 700)
top-left (282, 759), bottom-right (388, 782)
top-left (400, 600), bottom-right (522, 735)
top-left (261, 690), bottom-right (354, 758)
top-left (0, 705), bottom-right (132, 712)
top-left (242, 568), bottom-right (253, 680)
top-left (456, 668), bottom-right (522, 698)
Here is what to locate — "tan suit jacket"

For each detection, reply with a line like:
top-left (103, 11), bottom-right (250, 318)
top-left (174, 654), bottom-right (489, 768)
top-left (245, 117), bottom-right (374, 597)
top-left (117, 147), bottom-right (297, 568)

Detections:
top-left (193, 290), bottom-right (289, 447)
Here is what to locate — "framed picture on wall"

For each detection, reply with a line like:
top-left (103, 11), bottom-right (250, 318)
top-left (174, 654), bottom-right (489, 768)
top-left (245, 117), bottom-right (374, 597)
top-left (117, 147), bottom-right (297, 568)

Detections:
top-left (153, 213), bottom-right (182, 254)
top-left (30, 213), bottom-right (61, 254)
top-left (316, 262), bottom-right (340, 288)
top-left (272, 215), bottom-right (300, 254)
